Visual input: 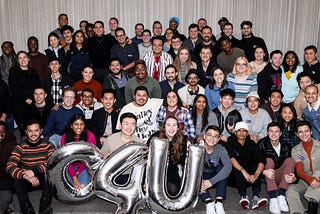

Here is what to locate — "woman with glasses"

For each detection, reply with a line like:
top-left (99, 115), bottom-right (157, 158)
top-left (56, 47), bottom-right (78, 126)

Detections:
top-left (227, 57), bottom-right (257, 110)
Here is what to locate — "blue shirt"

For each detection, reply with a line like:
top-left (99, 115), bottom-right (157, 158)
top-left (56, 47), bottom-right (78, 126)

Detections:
top-left (205, 82), bottom-right (235, 110)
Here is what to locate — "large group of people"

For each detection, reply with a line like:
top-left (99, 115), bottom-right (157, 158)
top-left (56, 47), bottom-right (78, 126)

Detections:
top-left (0, 13), bottom-right (320, 214)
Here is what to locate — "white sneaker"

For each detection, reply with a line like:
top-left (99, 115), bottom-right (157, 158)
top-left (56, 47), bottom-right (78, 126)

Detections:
top-left (269, 198), bottom-right (281, 214)
top-left (214, 201), bottom-right (226, 214)
top-left (206, 201), bottom-right (216, 214)
top-left (277, 195), bottom-right (289, 212)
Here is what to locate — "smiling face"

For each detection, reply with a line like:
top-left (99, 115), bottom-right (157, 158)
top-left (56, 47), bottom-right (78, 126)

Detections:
top-left (49, 60), bottom-right (61, 73)
top-left (200, 48), bottom-right (212, 62)
top-left (120, 117), bottom-right (136, 137)
top-left (82, 91), bottom-right (94, 107)
top-left (304, 49), bottom-right (317, 64)
top-left (164, 118), bottom-right (178, 140)
top-left (1, 42), bottom-right (14, 56)
top-left (247, 96), bottom-right (259, 112)
top-left (281, 106), bottom-right (294, 124)
top-left (58, 15), bottom-right (68, 28)
top-left (179, 49), bottom-right (189, 62)
top-left (220, 39), bottom-right (232, 52)
top-left (235, 59), bottom-right (247, 74)
top-left (235, 129), bottom-right (248, 141)
top-left (94, 23), bottom-right (104, 37)
top-left (109, 60), bottom-right (122, 75)
top-left (109, 19), bottom-right (118, 32)
top-left (299, 76), bottom-right (313, 92)
top-left (115, 29), bottom-right (126, 46)
top-left (195, 96), bottom-right (207, 111)
top-left (17, 52), bottom-right (30, 70)
top-left (82, 67), bottom-right (94, 83)
top-left (62, 90), bottom-right (76, 108)
top-left (166, 91), bottom-right (179, 108)
top-left (204, 129), bottom-right (220, 148)
top-left (135, 24), bottom-right (144, 37)
top-left (134, 90), bottom-right (148, 106)
top-left (270, 53), bottom-right (283, 68)
top-left (305, 85), bottom-right (319, 105)
top-left (28, 39), bottom-right (39, 53)
top-left (152, 39), bottom-right (163, 56)
top-left (285, 53), bottom-right (296, 67)
top-left (165, 67), bottom-right (178, 82)
top-left (134, 64), bottom-right (147, 81)
top-left (101, 92), bottom-right (116, 112)
top-left (34, 88), bottom-right (47, 105)
top-left (213, 68), bottom-right (225, 85)
top-left (49, 35), bottom-right (59, 49)
top-left (71, 119), bottom-right (85, 138)
top-left (267, 126), bottom-right (281, 142)
top-left (223, 24), bottom-right (233, 37)
top-left (254, 47), bottom-right (265, 61)
top-left (74, 31), bottom-right (84, 45)
top-left (187, 73), bottom-right (199, 86)
top-left (25, 123), bottom-right (42, 143)
top-left (241, 25), bottom-right (252, 37)
top-left (189, 27), bottom-right (199, 40)
top-left (201, 28), bottom-right (212, 42)
top-left (269, 92), bottom-right (282, 108)
top-left (220, 95), bottom-right (234, 109)
top-left (297, 125), bottom-right (312, 143)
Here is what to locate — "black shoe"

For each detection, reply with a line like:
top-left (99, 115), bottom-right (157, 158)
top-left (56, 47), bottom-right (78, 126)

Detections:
top-left (21, 203), bottom-right (35, 214)
top-left (307, 200), bottom-right (319, 214)
top-left (39, 206), bottom-right (53, 214)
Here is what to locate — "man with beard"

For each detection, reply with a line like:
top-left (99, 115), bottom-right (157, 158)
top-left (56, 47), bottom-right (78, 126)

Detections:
top-left (103, 58), bottom-right (129, 109)
top-left (194, 26), bottom-right (220, 62)
top-left (27, 37), bottom-right (50, 84)
top-left (131, 23), bottom-right (144, 45)
top-left (117, 86), bottom-right (162, 142)
top-left (87, 21), bottom-right (116, 83)
top-left (159, 64), bottom-right (184, 99)
top-left (6, 119), bottom-right (55, 214)
top-left (125, 60), bottom-right (161, 103)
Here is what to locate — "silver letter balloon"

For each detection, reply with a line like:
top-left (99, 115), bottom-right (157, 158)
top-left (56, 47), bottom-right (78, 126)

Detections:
top-left (46, 139), bottom-right (205, 213)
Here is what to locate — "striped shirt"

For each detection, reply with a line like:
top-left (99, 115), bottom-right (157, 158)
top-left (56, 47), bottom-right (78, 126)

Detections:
top-left (143, 51), bottom-right (173, 82)
top-left (6, 139), bottom-right (55, 179)
top-left (227, 73), bottom-right (257, 110)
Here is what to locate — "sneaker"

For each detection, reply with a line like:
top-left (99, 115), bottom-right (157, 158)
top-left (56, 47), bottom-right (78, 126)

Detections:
top-left (277, 195), bottom-right (289, 212)
top-left (214, 201), bottom-right (226, 214)
top-left (251, 195), bottom-right (268, 209)
top-left (269, 198), bottom-right (281, 214)
top-left (206, 201), bottom-right (216, 214)
top-left (239, 195), bottom-right (250, 209)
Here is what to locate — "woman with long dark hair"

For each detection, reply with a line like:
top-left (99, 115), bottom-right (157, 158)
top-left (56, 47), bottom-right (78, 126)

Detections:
top-left (8, 51), bottom-right (40, 135)
top-left (148, 116), bottom-right (187, 196)
top-left (60, 114), bottom-right (96, 189)
top-left (67, 30), bottom-right (90, 82)
top-left (191, 94), bottom-right (218, 143)
top-left (278, 103), bottom-right (300, 147)
top-left (156, 90), bottom-right (195, 143)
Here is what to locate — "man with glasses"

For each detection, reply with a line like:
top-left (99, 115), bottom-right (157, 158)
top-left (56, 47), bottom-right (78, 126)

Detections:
top-left (178, 69), bottom-right (205, 110)
top-left (43, 87), bottom-right (83, 148)
top-left (125, 60), bottom-right (161, 103)
top-left (111, 27), bottom-right (139, 76)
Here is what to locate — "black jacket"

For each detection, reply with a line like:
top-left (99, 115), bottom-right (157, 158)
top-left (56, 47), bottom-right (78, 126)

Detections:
top-left (258, 136), bottom-right (292, 169)
top-left (0, 79), bottom-right (10, 116)
top-left (24, 103), bottom-right (53, 128)
top-left (44, 73), bottom-right (73, 105)
top-left (212, 107), bottom-right (242, 135)
top-left (90, 108), bottom-right (119, 148)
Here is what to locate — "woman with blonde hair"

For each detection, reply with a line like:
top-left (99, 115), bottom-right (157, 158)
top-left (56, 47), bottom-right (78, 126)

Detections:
top-left (173, 46), bottom-right (197, 84)
top-left (227, 57), bottom-right (257, 110)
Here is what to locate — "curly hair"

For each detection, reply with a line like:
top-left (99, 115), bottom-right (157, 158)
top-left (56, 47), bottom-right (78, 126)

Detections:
top-left (159, 116), bottom-right (184, 164)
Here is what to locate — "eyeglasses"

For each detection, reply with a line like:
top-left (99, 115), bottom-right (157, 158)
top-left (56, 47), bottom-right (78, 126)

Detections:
top-left (83, 95), bottom-right (93, 98)
top-left (236, 63), bottom-right (247, 67)
top-left (135, 67), bottom-right (146, 71)
top-left (116, 34), bottom-right (125, 38)
top-left (187, 77), bottom-right (198, 80)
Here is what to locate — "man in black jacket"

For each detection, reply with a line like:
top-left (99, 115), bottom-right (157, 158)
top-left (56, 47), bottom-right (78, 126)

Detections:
top-left (90, 88), bottom-right (119, 149)
top-left (258, 122), bottom-right (295, 214)
top-left (257, 50), bottom-right (283, 104)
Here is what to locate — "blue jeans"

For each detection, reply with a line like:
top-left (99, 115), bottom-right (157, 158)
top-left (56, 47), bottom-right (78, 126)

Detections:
top-left (67, 166), bottom-right (90, 186)
top-left (200, 164), bottom-right (228, 202)
top-left (49, 134), bottom-right (62, 149)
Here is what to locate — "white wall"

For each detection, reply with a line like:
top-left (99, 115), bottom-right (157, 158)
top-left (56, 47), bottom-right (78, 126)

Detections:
top-left (0, 0), bottom-right (319, 60)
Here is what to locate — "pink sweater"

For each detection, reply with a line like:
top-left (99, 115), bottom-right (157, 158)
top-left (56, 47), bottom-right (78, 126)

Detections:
top-left (60, 130), bottom-right (96, 177)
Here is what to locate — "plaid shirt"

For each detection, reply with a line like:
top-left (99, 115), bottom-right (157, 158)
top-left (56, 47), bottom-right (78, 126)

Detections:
top-left (51, 77), bottom-right (62, 104)
top-left (156, 105), bottom-right (195, 142)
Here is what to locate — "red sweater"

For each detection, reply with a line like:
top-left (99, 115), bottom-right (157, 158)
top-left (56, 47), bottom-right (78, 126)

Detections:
top-left (73, 79), bottom-right (102, 104)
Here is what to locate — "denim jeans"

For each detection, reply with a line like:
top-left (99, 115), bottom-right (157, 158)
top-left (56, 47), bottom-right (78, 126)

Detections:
top-left (49, 134), bottom-right (62, 149)
top-left (200, 164), bottom-right (228, 201)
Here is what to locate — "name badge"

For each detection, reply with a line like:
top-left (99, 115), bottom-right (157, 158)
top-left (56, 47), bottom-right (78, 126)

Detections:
top-left (297, 155), bottom-right (305, 161)
top-left (245, 119), bottom-right (252, 123)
